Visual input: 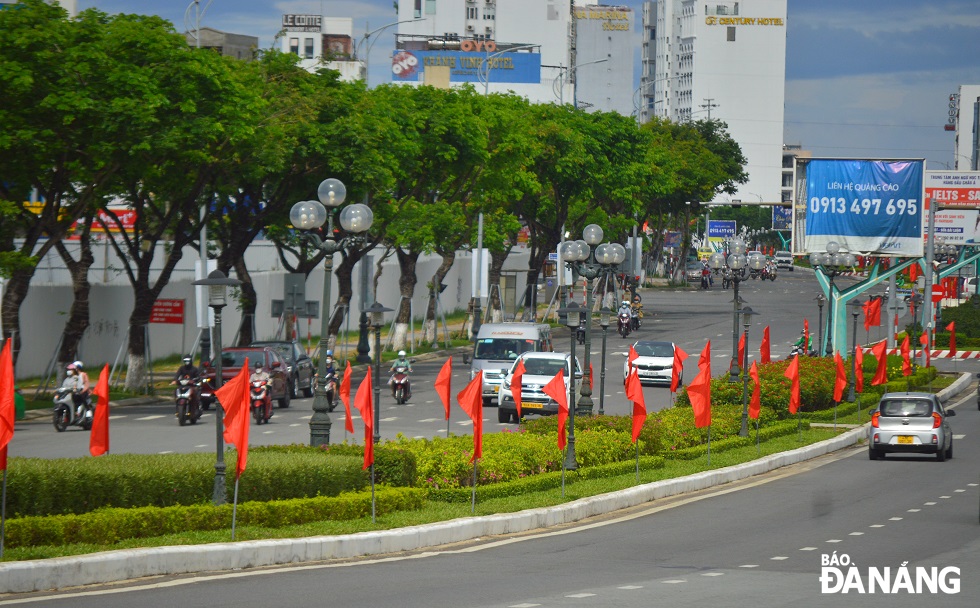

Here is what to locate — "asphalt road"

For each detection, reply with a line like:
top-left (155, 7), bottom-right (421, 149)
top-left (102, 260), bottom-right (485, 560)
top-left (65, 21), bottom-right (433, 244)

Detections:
top-left (9, 270), bottom-right (937, 459)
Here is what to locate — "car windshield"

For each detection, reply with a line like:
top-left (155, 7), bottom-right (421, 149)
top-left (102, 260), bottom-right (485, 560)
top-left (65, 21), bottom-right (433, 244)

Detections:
top-left (687, 262), bottom-right (702, 270)
top-left (254, 342), bottom-right (294, 362)
top-left (633, 342), bottom-right (674, 357)
top-left (475, 338), bottom-right (534, 360)
top-left (880, 400), bottom-right (933, 417)
top-left (521, 357), bottom-right (570, 376)
top-left (218, 350), bottom-right (265, 369)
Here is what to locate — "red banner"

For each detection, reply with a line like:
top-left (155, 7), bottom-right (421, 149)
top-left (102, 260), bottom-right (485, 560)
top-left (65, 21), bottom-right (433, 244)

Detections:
top-left (150, 299), bottom-right (185, 324)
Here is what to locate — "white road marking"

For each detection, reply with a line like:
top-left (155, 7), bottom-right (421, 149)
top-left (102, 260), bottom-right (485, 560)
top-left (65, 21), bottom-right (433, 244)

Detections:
top-left (907, 508), bottom-right (921, 512)
top-left (195, 444), bottom-right (208, 448)
top-left (300, 415), bottom-right (312, 420)
top-left (566, 593), bottom-right (596, 598)
top-left (954, 489), bottom-right (966, 493)
top-left (889, 517), bottom-right (903, 521)
top-left (108, 415), bottom-right (127, 420)
top-left (849, 532), bottom-right (864, 536)
top-left (618, 585), bottom-right (644, 589)
top-left (135, 415), bottom-right (165, 421)
top-left (800, 547), bottom-right (818, 551)
top-left (826, 539), bottom-right (842, 543)
top-left (870, 524), bottom-right (885, 528)
top-left (953, 434), bottom-right (965, 439)
top-left (771, 556), bottom-right (789, 561)
top-left (418, 418), bottom-right (442, 422)
top-left (661, 580), bottom-right (687, 584)
top-left (289, 424), bottom-right (301, 427)
top-left (263, 430), bottom-right (274, 435)
top-left (924, 501), bottom-right (937, 505)
top-left (701, 572), bottom-right (724, 577)
top-left (939, 495), bottom-right (951, 499)
top-left (740, 564), bottom-right (759, 568)
top-left (157, 451), bottom-right (174, 454)
top-left (508, 604), bottom-right (541, 608)
top-left (379, 417), bottom-right (398, 422)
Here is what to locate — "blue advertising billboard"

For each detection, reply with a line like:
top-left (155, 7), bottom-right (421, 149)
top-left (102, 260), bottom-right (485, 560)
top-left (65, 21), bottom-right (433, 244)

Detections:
top-left (804, 159), bottom-right (924, 256)
top-left (391, 50), bottom-right (541, 84)
top-left (772, 205), bottom-right (792, 230)
top-left (707, 220), bottom-right (736, 239)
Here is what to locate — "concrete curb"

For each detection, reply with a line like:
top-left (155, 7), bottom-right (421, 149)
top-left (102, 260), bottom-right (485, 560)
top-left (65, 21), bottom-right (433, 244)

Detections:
top-left (1, 373), bottom-right (970, 594)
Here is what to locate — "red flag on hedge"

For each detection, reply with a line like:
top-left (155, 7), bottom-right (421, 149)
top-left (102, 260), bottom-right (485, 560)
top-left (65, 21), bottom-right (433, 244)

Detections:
top-left (589, 362), bottom-right (594, 391)
top-left (0, 340), bottom-right (15, 470)
top-left (625, 369), bottom-right (646, 442)
top-left (784, 354), bottom-right (801, 414)
top-left (456, 371), bottom-right (483, 462)
top-left (909, 263), bottom-right (919, 282)
top-left (947, 321), bottom-right (956, 356)
top-left (864, 298), bottom-right (882, 331)
top-left (871, 341), bottom-right (888, 386)
top-left (511, 358), bottom-right (526, 418)
top-left (688, 342), bottom-right (712, 428)
top-left (833, 351), bottom-right (847, 403)
top-left (737, 332), bottom-right (745, 370)
top-left (89, 364), bottom-right (111, 457)
top-left (803, 319), bottom-right (810, 355)
top-left (628, 344), bottom-right (639, 368)
top-left (434, 357), bottom-right (452, 421)
top-left (760, 326), bottom-right (771, 364)
top-left (748, 361), bottom-right (761, 420)
top-left (918, 331), bottom-right (931, 368)
top-left (671, 345), bottom-right (688, 393)
top-left (353, 370), bottom-right (374, 469)
top-left (901, 335), bottom-right (912, 376)
top-left (216, 358), bottom-right (251, 479)
top-left (340, 361), bottom-right (354, 433)
top-left (542, 369), bottom-right (569, 451)
top-left (855, 346), bottom-right (865, 393)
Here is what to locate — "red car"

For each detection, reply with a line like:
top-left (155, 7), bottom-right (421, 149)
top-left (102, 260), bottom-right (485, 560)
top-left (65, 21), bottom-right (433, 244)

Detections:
top-left (200, 347), bottom-right (290, 410)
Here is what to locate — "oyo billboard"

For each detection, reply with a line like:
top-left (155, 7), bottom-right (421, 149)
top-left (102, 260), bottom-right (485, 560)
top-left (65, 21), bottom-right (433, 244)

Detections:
top-left (391, 49), bottom-right (541, 84)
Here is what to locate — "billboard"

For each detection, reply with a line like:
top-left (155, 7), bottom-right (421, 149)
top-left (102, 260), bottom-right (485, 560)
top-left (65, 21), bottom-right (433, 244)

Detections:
top-left (924, 170), bottom-right (980, 208)
top-left (772, 205), bottom-right (792, 230)
top-left (707, 220), bottom-right (736, 250)
top-left (800, 159), bottom-right (924, 256)
top-left (930, 209), bottom-right (979, 245)
top-left (391, 50), bottom-right (541, 84)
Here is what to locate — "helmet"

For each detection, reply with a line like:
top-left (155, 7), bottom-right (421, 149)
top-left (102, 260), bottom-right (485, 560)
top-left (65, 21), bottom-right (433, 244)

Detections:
top-left (622, 301), bottom-right (629, 306)
top-left (72, 360), bottom-right (83, 369)
top-left (398, 350), bottom-right (406, 358)
top-left (254, 362), bottom-right (263, 370)
top-left (325, 350), bottom-right (333, 356)
top-left (182, 356), bottom-right (192, 365)
top-left (66, 363), bottom-right (76, 372)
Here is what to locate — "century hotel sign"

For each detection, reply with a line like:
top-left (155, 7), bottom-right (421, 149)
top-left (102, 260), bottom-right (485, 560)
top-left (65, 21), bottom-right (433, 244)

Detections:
top-left (282, 14), bottom-right (322, 32)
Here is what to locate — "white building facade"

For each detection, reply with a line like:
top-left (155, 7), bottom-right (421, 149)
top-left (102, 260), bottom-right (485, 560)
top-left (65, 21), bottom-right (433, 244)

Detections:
top-left (641, 0), bottom-right (788, 203)
top-left (572, 4), bottom-right (635, 115)
top-left (279, 14), bottom-right (364, 81)
top-left (951, 85), bottom-right (980, 171)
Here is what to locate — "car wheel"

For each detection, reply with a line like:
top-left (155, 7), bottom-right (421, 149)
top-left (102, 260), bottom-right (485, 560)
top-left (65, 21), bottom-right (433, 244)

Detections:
top-left (498, 408), bottom-right (511, 423)
top-left (946, 441), bottom-right (953, 459)
top-left (483, 397), bottom-right (496, 407)
top-left (279, 391), bottom-right (290, 409)
top-left (303, 379), bottom-right (314, 398)
top-left (868, 447), bottom-right (879, 460)
top-left (289, 376), bottom-right (298, 399)
top-left (936, 447), bottom-right (946, 462)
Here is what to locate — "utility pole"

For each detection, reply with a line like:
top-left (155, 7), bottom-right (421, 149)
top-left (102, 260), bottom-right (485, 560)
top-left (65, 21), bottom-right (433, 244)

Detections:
top-left (701, 98), bottom-right (719, 120)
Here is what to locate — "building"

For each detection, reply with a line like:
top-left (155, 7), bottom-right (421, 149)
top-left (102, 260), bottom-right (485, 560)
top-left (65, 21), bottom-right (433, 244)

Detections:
top-left (279, 14), bottom-right (364, 81)
top-left (1, 0), bottom-right (75, 14)
top-left (572, 4), bottom-right (635, 115)
top-left (781, 144), bottom-right (810, 204)
top-left (185, 27), bottom-right (257, 61)
top-left (640, 0), bottom-right (788, 203)
top-left (950, 85), bottom-right (980, 170)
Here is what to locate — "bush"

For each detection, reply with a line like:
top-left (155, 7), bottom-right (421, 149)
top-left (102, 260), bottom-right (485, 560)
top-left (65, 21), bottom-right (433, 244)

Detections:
top-left (257, 443), bottom-right (418, 487)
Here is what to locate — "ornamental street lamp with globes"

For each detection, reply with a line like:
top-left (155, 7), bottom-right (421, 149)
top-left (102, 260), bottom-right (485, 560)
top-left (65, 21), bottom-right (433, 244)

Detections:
top-left (709, 238), bottom-right (765, 382)
top-left (809, 241), bottom-right (856, 357)
top-left (290, 178), bottom-right (374, 447)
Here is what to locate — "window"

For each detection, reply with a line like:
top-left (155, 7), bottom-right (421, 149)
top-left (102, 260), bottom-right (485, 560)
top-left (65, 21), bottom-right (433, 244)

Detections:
top-left (414, 0), bottom-right (422, 18)
top-left (289, 37), bottom-right (299, 55)
top-left (304, 38), bottom-right (315, 59)
top-left (426, 0), bottom-right (436, 15)
top-left (467, 6), bottom-right (477, 18)
top-left (727, 26), bottom-right (735, 41)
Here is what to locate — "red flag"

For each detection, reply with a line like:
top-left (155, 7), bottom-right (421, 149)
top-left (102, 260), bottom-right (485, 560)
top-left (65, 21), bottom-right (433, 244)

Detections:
top-left (855, 346), bottom-right (865, 393)
top-left (625, 369), bottom-right (646, 442)
top-left (0, 340), bottom-right (15, 470)
top-left (760, 326), bottom-right (771, 364)
top-left (339, 361), bottom-right (354, 433)
top-left (871, 341), bottom-right (888, 386)
top-left (216, 358), bottom-right (251, 479)
top-left (456, 371), bottom-right (483, 462)
top-left (588, 362), bottom-right (594, 391)
top-left (542, 369), bottom-right (569, 451)
top-left (671, 344), bottom-right (688, 393)
top-left (803, 319), bottom-right (810, 355)
top-left (918, 331), bottom-right (931, 368)
top-left (909, 263), bottom-right (919, 282)
top-left (89, 364), bottom-right (111, 457)
top-left (511, 358), bottom-right (526, 418)
top-left (947, 321), bottom-right (956, 356)
top-left (434, 357), bottom-right (452, 421)
top-left (784, 354), bottom-right (801, 414)
top-left (628, 344), bottom-right (639, 367)
top-left (833, 352), bottom-right (847, 403)
top-left (748, 361), bottom-right (761, 420)
top-left (862, 300), bottom-right (873, 331)
top-left (688, 342), bottom-right (712, 428)
top-left (353, 370), bottom-right (374, 469)
top-left (737, 332), bottom-right (746, 369)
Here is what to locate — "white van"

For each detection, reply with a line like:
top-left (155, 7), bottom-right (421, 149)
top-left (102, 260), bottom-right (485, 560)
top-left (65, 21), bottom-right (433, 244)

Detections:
top-left (465, 323), bottom-right (553, 406)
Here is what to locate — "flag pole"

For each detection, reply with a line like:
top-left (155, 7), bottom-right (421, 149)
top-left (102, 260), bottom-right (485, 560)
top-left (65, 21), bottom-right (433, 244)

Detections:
top-left (561, 449), bottom-right (566, 498)
top-left (471, 460), bottom-right (477, 514)
top-left (634, 441), bottom-right (639, 484)
top-left (370, 463), bottom-right (376, 524)
top-left (1, 469), bottom-right (7, 558)
top-left (231, 475), bottom-right (240, 541)
top-left (755, 419), bottom-right (759, 453)
top-left (706, 426), bottom-right (711, 465)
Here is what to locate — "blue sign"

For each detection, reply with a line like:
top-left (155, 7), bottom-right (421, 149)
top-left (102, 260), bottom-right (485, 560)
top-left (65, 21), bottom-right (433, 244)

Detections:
top-left (772, 205), bottom-right (792, 231)
top-left (707, 220), bottom-right (736, 239)
top-left (391, 50), bottom-right (541, 84)
top-left (805, 159), bottom-right (924, 257)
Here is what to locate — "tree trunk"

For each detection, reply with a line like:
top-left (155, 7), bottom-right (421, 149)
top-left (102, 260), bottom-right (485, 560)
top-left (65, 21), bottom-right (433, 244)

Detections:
top-left (233, 256), bottom-right (256, 345)
top-left (422, 251), bottom-right (455, 344)
top-left (1, 268), bottom-right (35, 365)
top-left (124, 286), bottom-right (153, 392)
top-left (55, 228), bottom-right (96, 366)
top-left (390, 247), bottom-right (420, 351)
top-left (487, 249), bottom-right (509, 322)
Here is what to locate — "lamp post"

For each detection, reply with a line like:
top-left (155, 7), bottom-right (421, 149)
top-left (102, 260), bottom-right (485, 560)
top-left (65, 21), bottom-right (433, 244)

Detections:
top-left (478, 44), bottom-right (539, 96)
top-left (738, 307), bottom-right (758, 437)
top-left (290, 178), bottom-right (374, 447)
top-left (909, 292), bottom-right (924, 369)
top-left (816, 294), bottom-right (826, 355)
top-left (558, 301), bottom-right (581, 471)
top-left (709, 238), bottom-right (765, 382)
top-left (848, 299), bottom-right (863, 402)
top-left (363, 301), bottom-right (392, 444)
top-left (560, 226), bottom-right (626, 415)
top-left (809, 241), bottom-right (856, 356)
top-left (597, 308), bottom-right (612, 415)
top-left (192, 269), bottom-right (241, 506)
top-left (353, 18), bottom-right (424, 85)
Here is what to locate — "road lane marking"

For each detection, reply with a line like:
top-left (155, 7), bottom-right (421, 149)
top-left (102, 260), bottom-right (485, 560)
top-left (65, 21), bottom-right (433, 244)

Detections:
top-left (888, 517), bottom-right (903, 521)
top-left (870, 524), bottom-right (885, 528)
top-left (825, 539), bottom-right (842, 543)
top-left (701, 572), bottom-right (724, 577)
top-left (157, 451), bottom-right (174, 454)
top-left (508, 604), bottom-right (541, 608)
top-left (800, 547), bottom-right (817, 551)
top-left (661, 580), bottom-right (687, 584)
top-left (954, 489), bottom-right (965, 493)
top-left (566, 593), bottom-right (596, 598)
top-left (924, 501), bottom-right (937, 505)
top-left (740, 564), bottom-right (759, 568)
top-left (135, 415), bottom-right (165, 421)
top-left (770, 556), bottom-right (789, 560)
top-left (907, 508), bottom-right (921, 512)
top-left (618, 585), bottom-right (643, 589)
top-left (849, 532), bottom-right (864, 536)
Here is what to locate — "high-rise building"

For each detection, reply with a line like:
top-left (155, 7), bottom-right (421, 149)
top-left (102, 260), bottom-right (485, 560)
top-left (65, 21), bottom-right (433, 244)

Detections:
top-left (185, 27), bottom-right (257, 61)
top-left (640, 0), bottom-right (787, 203)
top-left (572, 4), bottom-right (634, 115)
top-left (279, 14), bottom-right (364, 82)
top-left (950, 85), bottom-right (980, 170)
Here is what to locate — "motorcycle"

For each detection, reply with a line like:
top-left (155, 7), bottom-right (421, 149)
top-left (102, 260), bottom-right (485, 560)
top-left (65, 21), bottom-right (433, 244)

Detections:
top-left (700, 268), bottom-right (711, 290)
top-left (52, 387), bottom-right (92, 432)
top-left (630, 304), bottom-right (642, 330)
top-left (319, 371), bottom-right (338, 412)
top-left (390, 365), bottom-right (412, 404)
top-left (174, 375), bottom-right (201, 427)
top-left (788, 343), bottom-right (817, 358)
top-left (721, 268), bottom-right (732, 290)
top-left (576, 317), bottom-right (586, 345)
top-left (617, 311), bottom-right (632, 339)
top-left (250, 379), bottom-right (272, 424)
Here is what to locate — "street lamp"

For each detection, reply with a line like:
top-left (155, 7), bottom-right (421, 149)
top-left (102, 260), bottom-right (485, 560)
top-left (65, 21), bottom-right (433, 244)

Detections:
top-left (597, 307), bottom-right (612, 415)
top-left (558, 301), bottom-right (581, 471)
top-left (848, 298), bottom-right (863, 403)
top-left (815, 294), bottom-right (826, 355)
top-left (709, 238), bottom-right (765, 382)
top-left (363, 301), bottom-right (392, 444)
top-left (290, 178), bottom-right (374, 447)
top-left (192, 269), bottom-right (241, 506)
top-left (809, 241), bottom-right (856, 356)
top-left (738, 306), bottom-right (759, 437)
top-left (560, 225), bottom-right (626, 415)
top-left (909, 292), bottom-right (924, 370)
top-left (478, 44), bottom-right (539, 96)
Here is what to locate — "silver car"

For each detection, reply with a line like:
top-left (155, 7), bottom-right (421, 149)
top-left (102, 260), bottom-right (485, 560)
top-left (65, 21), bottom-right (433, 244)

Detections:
top-left (868, 392), bottom-right (955, 461)
top-left (623, 340), bottom-right (678, 386)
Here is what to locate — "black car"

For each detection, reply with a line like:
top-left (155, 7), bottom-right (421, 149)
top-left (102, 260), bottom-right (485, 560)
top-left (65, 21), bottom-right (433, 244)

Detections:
top-left (250, 340), bottom-right (315, 398)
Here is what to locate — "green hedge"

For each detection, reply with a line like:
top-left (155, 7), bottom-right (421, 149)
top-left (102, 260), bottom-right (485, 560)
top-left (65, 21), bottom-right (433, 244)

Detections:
top-left (668, 419), bottom-right (809, 460)
top-left (255, 443), bottom-right (418, 488)
top-left (2, 487), bottom-right (425, 549)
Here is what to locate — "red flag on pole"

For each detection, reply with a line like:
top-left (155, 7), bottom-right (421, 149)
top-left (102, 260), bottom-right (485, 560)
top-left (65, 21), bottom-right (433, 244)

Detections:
top-left (803, 319), bottom-right (810, 354)
top-left (216, 358), bottom-right (251, 479)
top-left (784, 354), bottom-right (801, 414)
top-left (353, 370), bottom-right (374, 469)
top-left (855, 346), bottom-right (865, 393)
top-left (588, 362), bottom-right (593, 391)
top-left (863, 298), bottom-right (882, 331)
top-left (625, 369), bottom-right (646, 442)
top-left (542, 369), bottom-right (569, 450)
top-left (871, 340), bottom-right (888, 386)
top-left (918, 331), bottom-right (930, 368)
top-left (833, 352), bottom-right (847, 403)
top-left (947, 321), bottom-right (956, 356)
top-left (511, 358), bottom-right (526, 418)
top-left (909, 263), bottom-right (919, 282)
top-left (688, 342), bottom-right (712, 428)
top-left (737, 332), bottom-right (745, 371)
top-left (434, 357), bottom-right (452, 421)
top-left (339, 361), bottom-right (354, 433)
top-left (671, 344), bottom-right (688, 393)
top-left (456, 371), bottom-right (483, 462)
top-left (0, 340), bottom-right (15, 470)
top-left (760, 326), bottom-right (771, 364)
top-left (89, 364), bottom-right (111, 457)
top-left (748, 361), bottom-right (761, 420)
top-left (628, 344), bottom-right (639, 370)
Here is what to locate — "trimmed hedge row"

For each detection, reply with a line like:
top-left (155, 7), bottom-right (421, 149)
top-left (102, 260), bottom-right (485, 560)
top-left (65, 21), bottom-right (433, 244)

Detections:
top-left (2, 487), bottom-right (425, 549)
top-left (257, 443), bottom-right (418, 488)
top-left (668, 418), bottom-right (810, 460)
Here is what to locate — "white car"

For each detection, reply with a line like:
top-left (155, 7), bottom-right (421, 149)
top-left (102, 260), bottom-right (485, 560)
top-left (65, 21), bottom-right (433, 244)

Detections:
top-left (623, 340), bottom-right (679, 386)
top-left (774, 250), bottom-right (794, 271)
top-left (496, 352), bottom-right (582, 423)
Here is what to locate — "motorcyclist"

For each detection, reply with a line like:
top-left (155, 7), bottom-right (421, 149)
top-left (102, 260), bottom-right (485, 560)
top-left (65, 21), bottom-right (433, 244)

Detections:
top-left (618, 299), bottom-right (633, 320)
top-left (630, 295), bottom-right (643, 329)
top-left (172, 355), bottom-right (201, 413)
top-left (72, 360), bottom-right (91, 407)
top-left (793, 330), bottom-right (813, 354)
top-left (63, 363), bottom-right (86, 419)
top-left (389, 350), bottom-right (412, 376)
top-left (250, 362), bottom-right (272, 416)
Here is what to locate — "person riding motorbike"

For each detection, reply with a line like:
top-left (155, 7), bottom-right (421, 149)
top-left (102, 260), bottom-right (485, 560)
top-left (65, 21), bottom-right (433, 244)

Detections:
top-left (630, 295), bottom-right (643, 329)
top-left (63, 363), bottom-right (87, 419)
top-left (171, 355), bottom-right (201, 413)
top-left (250, 362), bottom-right (272, 417)
top-left (389, 350), bottom-right (412, 377)
top-left (72, 360), bottom-right (91, 408)
top-left (792, 330), bottom-right (813, 354)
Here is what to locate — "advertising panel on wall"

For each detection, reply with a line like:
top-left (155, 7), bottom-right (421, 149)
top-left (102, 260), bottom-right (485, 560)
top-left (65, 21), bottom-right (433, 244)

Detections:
top-left (930, 209), bottom-right (979, 245)
top-left (772, 205), bottom-right (792, 230)
top-left (707, 220), bottom-right (736, 250)
top-left (798, 158), bottom-right (924, 257)
top-left (391, 50), bottom-right (541, 84)
top-left (924, 171), bottom-right (980, 208)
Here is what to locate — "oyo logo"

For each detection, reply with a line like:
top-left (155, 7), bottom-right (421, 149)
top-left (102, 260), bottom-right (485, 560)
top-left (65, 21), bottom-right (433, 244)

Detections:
top-left (392, 51), bottom-right (419, 78)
